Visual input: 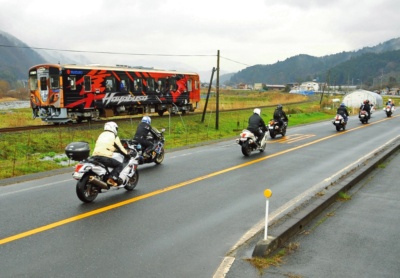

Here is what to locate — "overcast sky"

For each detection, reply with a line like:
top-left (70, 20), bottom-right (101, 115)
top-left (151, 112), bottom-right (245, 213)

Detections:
top-left (1, 0), bottom-right (399, 79)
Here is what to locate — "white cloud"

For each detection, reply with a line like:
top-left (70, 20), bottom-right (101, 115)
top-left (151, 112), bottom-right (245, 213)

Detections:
top-left (1, 0), bottom-right (399, 81)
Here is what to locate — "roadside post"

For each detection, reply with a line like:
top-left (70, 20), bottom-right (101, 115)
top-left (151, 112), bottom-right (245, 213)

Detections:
top-left (263, 189), bottom-right (272, 240)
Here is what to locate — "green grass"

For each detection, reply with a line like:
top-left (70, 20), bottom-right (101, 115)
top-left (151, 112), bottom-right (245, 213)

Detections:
top-left (0, 92), bottom-right (338, 180)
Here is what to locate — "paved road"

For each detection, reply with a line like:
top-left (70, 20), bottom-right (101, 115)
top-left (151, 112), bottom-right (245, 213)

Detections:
top-left (226, 148), bottom-right (400, 277)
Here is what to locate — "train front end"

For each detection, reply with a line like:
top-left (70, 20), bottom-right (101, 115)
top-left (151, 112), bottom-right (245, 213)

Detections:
top-left (29, 64), bottom-right (69, 123)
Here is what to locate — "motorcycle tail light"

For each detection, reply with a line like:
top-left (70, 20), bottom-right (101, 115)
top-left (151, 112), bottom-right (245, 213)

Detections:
top-left (74, 163), bottom-right (84, 172)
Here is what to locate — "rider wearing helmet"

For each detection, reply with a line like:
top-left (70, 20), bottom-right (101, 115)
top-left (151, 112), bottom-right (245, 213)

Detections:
top-left (359, 100), bottom-right (371, 119)
top-left (386, 98), bottom-right (395, 107)
top-left (247, 108), bottom-right (267, 144)
top-left (273, 104), bottom-right (288, 129)
top-left (133, 116), bottom-right (160, 156)
top-left (337, 103), bottom-right (349, 122)
top-left (92, 121), bottom-right (129, 187)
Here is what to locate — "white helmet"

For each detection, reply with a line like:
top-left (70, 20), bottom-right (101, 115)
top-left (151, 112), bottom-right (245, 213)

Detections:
top-left (104, 121), bottom-right (118, 135)
top-left (253, 108), bottom-right (261, 115)
top-left (389, 99), bottom-right (392, 102)
top-left (142, 116), bottom-right (151, 124)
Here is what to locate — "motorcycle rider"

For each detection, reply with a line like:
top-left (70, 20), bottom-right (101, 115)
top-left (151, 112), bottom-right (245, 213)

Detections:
top-left (92, 122), bottom-right (129, 187)
top-left (247, 108), bottom-right (267, 144)
top-left (336, 103), bottom-right (349, 122)
top-left (273, 104), bottom-right (288, 129)
top-left (359, 100), bottom-right (371, 119)
top-left (133, 116), bottom-right (160, 157)
top-left (386, 98), bottom-right (395, 108)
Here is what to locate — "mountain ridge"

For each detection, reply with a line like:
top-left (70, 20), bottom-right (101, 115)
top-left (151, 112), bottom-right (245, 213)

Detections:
top-left (225, 37), bottom-right (400, 88)
top-left (1, 29), bottom-right (400, 90)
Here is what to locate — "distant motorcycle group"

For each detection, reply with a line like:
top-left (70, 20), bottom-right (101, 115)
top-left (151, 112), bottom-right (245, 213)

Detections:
top-left (65, 118), bottom-right (165, 203)
top-left (332, 98), bottom-right (395, 131)
top-left (237, 106), bottom-right (288, 157)
top-left (237, 98), bottom-right (396, 159)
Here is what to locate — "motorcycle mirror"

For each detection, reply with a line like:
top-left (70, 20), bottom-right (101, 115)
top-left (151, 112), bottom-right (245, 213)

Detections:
top-left (161, 128), bottom-right (166, 132)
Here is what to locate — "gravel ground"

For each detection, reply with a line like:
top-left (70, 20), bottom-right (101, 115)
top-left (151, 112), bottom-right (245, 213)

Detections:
top-left (0, 100), bottom-right (30, 110)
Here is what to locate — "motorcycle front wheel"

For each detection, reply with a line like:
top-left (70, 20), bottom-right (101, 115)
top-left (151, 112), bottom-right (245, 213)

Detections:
top-left (124, 171), bottom-right (139, 191)
top-left (241, 141), bottom-right (252, 156)
top-left (154, 148), bottom-right (165, 164)
top-left (281, 126), bottom-right (287, 136)
top-left (76, 174), bottom-right (98, 203)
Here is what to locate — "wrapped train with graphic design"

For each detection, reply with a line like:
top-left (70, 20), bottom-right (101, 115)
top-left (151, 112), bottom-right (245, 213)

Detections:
top-left (28, 64), bottom-right (201, 123)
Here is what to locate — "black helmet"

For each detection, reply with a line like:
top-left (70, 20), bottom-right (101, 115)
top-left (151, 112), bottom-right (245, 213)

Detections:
top-left (277, 104), bottom-right (282, 109)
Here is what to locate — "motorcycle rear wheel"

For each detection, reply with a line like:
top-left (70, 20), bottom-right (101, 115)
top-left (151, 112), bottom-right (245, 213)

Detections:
top-left (124, 171), bottom-right (139, 191)
top-left (241, 142), bottom-right (252, 156)
top-left (269, 130), bottom-right (276, 139)
top-left (76, 174), bottom-right (98, 203)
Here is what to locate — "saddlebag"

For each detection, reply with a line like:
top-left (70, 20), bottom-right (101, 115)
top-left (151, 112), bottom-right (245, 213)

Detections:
top-left (65, 141), bottom-right (90, 161)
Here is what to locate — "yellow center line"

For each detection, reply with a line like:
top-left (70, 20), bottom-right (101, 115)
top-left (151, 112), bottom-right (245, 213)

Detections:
top-left (0, 115), bottom-right (397, 245)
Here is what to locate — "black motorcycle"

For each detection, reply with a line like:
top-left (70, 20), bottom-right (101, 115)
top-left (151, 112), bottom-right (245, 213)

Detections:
top-left (332, 114), bottom-right (347, 131)
top-left (268, 119), bottom-right (288, 138)
top-left (359, 110), bottom-right (369, 124)
top-left (123, 128), bottom-right (166, 165)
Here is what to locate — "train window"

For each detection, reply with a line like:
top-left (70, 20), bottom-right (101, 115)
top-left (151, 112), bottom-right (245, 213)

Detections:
top-left (134, 78), bottom-right (142, 92)
top-left (29, 76), bottom-right (38, 90)
top-left (147, 78), bottom-right (155, 92)
top-left (40, 77), bottom-right (47, 90)
top-left (187, 79), bottom-right (192, 92)
top-left (156, 79), bottom-right (164, 93)
top-left (68, 76), bottom-right (76, 90)
top-left (50, 75), bottom-right (59, 89)
top-left (105, 77), bottom-right (115, 92)
top-left (169, 78), bottom-right (177, 91)
top-left (195, 80), bottom-right (199, 90)
top-left (120, 77), bottom-right (129, 92)
top-left (84, 76), bottom-right (91, 91)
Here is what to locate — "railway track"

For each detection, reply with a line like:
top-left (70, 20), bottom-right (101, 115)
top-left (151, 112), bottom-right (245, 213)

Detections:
top-left (0, 101), bottom-right (311, 134)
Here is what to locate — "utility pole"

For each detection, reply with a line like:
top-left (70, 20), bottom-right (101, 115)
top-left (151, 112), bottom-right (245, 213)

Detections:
top-left (320, 70), bottom-right (330, 105)
top-left (216, 50), bottom-right (220, 130)
top-left (201, 67), bottom-right (216, 123)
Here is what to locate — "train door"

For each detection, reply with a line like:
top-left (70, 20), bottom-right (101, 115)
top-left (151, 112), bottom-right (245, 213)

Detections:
top-left (37, 67), bottom-right (50, 104)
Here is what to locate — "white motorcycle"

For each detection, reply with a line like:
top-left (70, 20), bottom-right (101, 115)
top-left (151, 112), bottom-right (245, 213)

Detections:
top-left (384, 105), bottom-right (395, 117)
top-left (65, 141), bottom-right (140, 203)
top-left (236, 128), bottom-right (268, 156)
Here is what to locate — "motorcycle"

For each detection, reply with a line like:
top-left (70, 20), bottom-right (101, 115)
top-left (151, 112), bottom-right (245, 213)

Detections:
top-left (332, 114), bottom-right (347, 131)
top-left (268, 120), bottom-right (288, 139)
top-left (65, 141), bottom-right (140, 203)
top-left (359, 110), bottom-right (369, 124)
top-left (236, 128), bottom-right (268, 156)
top-left (384, 105), bottom-right (395, 117)
top-left (126, 128), bottom-right (166, 165)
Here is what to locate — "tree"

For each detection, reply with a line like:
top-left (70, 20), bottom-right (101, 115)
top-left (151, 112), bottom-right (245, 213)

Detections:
top-left (0, 80), bottom-right (11, 98)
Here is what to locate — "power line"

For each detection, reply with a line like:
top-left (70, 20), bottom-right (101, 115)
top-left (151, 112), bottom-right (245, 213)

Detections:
top-left (0, 44), bottom-right (216, 57)
top-left (220, 56), bottom-right (251, 67)
top-left (0, 43), bottom-right (251, 68)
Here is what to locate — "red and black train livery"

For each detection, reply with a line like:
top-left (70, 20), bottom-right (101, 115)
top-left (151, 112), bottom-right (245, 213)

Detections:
top-left (28, 64), bottom-right (201, 123)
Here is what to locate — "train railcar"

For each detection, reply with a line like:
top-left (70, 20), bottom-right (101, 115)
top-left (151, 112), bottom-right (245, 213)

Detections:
top-left (28, 64), bottom-right (201, 123)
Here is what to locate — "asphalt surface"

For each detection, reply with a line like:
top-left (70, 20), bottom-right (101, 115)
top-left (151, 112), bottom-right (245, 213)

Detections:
top-left (224, 141), bottom-right (400, 277)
